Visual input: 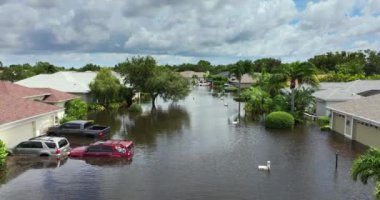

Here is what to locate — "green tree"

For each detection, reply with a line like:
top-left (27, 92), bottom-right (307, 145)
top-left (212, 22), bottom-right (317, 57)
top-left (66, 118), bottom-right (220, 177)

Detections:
top-left (352, 148), bottom-right (380, 199)
top-left (274, 62), bottom-right (319, 112)
top-left (0, 64), bottom-right (35, 82)
top-left (89, 68), bottom-right (122, 107)
top-left (253, 58), bottom-right (282, 73)
top-left (242, 87), bottom-right (272, 117)
top-left (62, 99), bottom-right (88, 122)
top-left (33, 61), bottom-right (60, 74)
top-left (117, 56), bottom-right (190, 109)
top-left (78, 63), bottom-right (101, 72)
top-left (229, 60), bottom-right (254, 119)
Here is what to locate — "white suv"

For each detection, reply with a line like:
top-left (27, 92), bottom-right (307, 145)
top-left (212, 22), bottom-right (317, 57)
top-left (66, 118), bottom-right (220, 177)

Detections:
top-left (8, 136), bottom-right (71, 157)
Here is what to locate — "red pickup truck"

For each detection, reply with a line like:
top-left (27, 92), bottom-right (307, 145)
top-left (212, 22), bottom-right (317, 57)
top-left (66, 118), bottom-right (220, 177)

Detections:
top-left (69, 140), bottom-right (134, 159)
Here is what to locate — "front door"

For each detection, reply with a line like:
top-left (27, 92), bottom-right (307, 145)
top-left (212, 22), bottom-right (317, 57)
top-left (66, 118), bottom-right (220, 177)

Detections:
top-left (344, 116), bottom-right (353, 139)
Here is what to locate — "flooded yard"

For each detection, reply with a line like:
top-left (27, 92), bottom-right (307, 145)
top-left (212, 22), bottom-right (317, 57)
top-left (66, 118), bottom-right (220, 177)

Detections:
top-left (0, 87), bottom-right (374, 200)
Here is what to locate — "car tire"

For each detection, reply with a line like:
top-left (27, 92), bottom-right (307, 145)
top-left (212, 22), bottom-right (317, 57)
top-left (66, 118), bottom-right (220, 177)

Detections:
top-left (40, 154), bottom-right (49, 157)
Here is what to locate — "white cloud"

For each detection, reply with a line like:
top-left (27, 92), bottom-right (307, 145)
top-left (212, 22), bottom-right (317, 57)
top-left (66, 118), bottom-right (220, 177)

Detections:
top-left (0, 0), bottom-right (379, 66)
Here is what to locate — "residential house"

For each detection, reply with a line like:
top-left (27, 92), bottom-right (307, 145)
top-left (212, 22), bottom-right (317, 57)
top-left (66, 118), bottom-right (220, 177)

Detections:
top-left (228, 74), bottom-right (255, 88)
top-left (0, 81), bottom-right (76, 148)
top-left (312, 80), bottom-right (380, 116)
top-left (16, 71), bottom-right (123, 102)
top-left (179, 71), bottom-right (207, 84)
top-left (328, 94), bottom-right (380, 148)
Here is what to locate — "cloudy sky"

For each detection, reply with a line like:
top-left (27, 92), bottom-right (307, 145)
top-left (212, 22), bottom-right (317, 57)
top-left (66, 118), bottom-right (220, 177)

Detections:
top-left (0, 0), bottom-right (379, 67)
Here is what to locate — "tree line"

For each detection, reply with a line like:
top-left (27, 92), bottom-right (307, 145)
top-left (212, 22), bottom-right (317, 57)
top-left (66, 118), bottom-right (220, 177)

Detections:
top-left (1, 49), bottom-right (379, 83)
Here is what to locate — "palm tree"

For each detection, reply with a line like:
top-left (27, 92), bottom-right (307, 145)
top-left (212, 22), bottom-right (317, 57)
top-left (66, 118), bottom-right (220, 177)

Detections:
top-left (274, 62), bottom-right (319, 112)
top-left (229, 60), bottom-right (253, 120)
top-left (352, 148), bottom-right (380, 199)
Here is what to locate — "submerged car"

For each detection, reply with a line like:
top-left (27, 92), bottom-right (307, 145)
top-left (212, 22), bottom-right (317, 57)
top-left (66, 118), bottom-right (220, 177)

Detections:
top-left (69, 140), bottom-right (134, 159)
top-left (7, 136), bottom-right (71, 157)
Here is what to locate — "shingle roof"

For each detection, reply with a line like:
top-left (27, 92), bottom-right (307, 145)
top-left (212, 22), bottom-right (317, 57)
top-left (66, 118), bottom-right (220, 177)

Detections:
top-left (328, 94), bottom-right (380, 124)
top-left (16, 71), bottom-right (124, 93)
top-left (0, 81), bottom-right (49, 98)
top-left (37, 88), bottom-right (78, 103)
top-left (229, 74), bottom-right (254, 84)
top-left (313, 80), bottom-right (380, 101)
top-left (179, 71), bottom-right (206, 79)
top-left (0, 94), bottom-right (62, 125)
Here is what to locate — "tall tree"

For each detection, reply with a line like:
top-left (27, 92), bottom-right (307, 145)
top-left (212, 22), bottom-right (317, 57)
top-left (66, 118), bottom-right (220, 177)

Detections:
top-left (274, 62), bottom-right (319, 112)
top-left (229, 60), bottom-right (254, 119)
top-left (117, 56), bottom-right (190, 109)
top-left (352, 148), bottom-right (380, 199)
top-left (89, 68), bottom-right (122, 107)
top-left (33, 61), bottom-right (60, 74)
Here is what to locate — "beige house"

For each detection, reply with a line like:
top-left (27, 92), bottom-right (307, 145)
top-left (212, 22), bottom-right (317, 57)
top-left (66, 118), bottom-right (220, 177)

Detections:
top-left (0, 81), bottom-right (76, 148)
top-left (313, 80), bottom-right (380, 116)
top-left (328, 94), bottom-right (380, 148)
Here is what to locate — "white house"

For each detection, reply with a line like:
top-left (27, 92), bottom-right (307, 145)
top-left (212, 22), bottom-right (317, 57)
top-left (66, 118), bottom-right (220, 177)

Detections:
top-left (16, 71), bottom-right (124, 102)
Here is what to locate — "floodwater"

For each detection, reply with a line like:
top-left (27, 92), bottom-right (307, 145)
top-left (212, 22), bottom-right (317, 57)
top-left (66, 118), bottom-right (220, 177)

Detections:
top-left (0, 87), bottom-right (374, 200)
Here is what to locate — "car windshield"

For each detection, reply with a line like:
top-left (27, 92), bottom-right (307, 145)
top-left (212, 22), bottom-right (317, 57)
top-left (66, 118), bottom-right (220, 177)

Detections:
top-left (58, 139), bottom-right (68, 148)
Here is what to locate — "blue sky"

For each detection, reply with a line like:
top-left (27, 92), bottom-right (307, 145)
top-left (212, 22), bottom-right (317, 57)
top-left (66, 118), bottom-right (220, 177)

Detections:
top-left (0, 0), bottom-right (379, 67)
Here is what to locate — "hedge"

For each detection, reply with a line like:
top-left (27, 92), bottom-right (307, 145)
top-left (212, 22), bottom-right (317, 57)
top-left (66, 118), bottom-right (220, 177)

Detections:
top-left (265, 111), bottom-right (295, 129)
top-left (0, 140), bottom-right (6, 167)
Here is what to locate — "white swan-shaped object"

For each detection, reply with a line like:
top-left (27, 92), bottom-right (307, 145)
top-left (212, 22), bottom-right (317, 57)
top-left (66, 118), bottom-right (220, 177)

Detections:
top-left (224, 102), bottom-right (228, 107)
top-left (258, 161), bottom-right (271, 171)
top-left (232, 120), bottom-right (239, 125)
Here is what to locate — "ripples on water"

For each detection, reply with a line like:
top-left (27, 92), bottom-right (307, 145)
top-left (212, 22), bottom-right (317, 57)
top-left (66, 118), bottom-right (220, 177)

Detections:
top-left (0, 87), bottom-right (374, 200)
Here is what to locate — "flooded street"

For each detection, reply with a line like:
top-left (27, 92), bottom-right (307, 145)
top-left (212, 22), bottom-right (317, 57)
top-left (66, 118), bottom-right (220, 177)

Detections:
top-left (0, 87), bottom-right (374, 200)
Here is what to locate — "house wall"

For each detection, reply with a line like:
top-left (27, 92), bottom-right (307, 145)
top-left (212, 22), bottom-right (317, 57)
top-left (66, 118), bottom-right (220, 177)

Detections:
top-left (316, 100), bottom-right (326, 116)
top-left (353, 120), bottom-right (380, 148)
top-left (332, 112), bottom-right (345, 135)
top-left (70, 93), bottom-right (93, 103)
top-left (0, 112), bottom-right (59, 148)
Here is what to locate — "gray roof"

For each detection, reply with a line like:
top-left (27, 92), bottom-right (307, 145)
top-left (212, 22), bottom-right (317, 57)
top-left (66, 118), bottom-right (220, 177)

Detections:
top-left (327, 94), bottom-right (380, 124)
top-left (16, 71), bottom-right (123, 94)
top-left (313, 80), bottom-right (380, 101)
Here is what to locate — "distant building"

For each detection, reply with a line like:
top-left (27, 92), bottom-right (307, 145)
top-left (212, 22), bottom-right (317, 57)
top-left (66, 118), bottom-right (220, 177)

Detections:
top-left (180, 71), bottom-right (206, 81)
top-left (228, 74), bottom-right (255, 88)
top-left (328, 94), bottom-right (380, 148)
top-left (0, 81), bottom-right (76, 148)
top-left (312, 80), bottom-right (380, 116)
top-left (16, 71), bottom-right (124, 102)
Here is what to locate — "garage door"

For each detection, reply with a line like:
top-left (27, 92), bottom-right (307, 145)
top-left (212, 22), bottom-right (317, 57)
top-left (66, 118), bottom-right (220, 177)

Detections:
top-left (332, 112), bottom-right (345, 135)
top-left (0, 122), bottom-right (34, 148)
top-left (353, 121), bottom-right (380, 148)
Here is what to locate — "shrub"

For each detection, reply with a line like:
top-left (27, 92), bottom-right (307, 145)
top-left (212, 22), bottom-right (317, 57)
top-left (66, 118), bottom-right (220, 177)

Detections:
top-left (0, 140), bottom-right (7, 167)
top-left (318, 116), bottom-right (330, 126)
top-left (320, 125), bottom-right (331, 131)
top-left (224, 87), bottom-right (238, 92)
top-left (128, 103), bottom-right (142, 113)
top-left (265, 111), bottom-right (295, 129)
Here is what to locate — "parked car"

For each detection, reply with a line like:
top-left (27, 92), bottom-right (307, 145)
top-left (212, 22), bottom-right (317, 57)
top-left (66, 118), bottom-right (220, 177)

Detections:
top-left (47, 120), bottom-right (110, 139)
top-left (69, 140), bottom-right (134, 159)
top-left (7, 136), bottom-right (71, 157)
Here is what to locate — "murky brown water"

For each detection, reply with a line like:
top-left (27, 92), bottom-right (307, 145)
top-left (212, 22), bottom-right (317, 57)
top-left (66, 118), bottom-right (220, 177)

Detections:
top-left (0, 87), bottom-right (374, 200)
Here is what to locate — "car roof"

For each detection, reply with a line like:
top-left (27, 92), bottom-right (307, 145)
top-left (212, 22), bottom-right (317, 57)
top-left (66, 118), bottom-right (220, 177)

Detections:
top-left (29, 136), bottom-right (67, 142)
top-left (93, 140), bottom-right (133, 147)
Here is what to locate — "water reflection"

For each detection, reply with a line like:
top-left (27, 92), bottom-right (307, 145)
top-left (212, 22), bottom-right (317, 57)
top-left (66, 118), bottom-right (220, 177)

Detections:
top-left (0, 156), bottom-right (67, 185)
top-left (71, 157), bottom-right (132, 167)
top-left (126, 105), bottom-right (190, 146)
